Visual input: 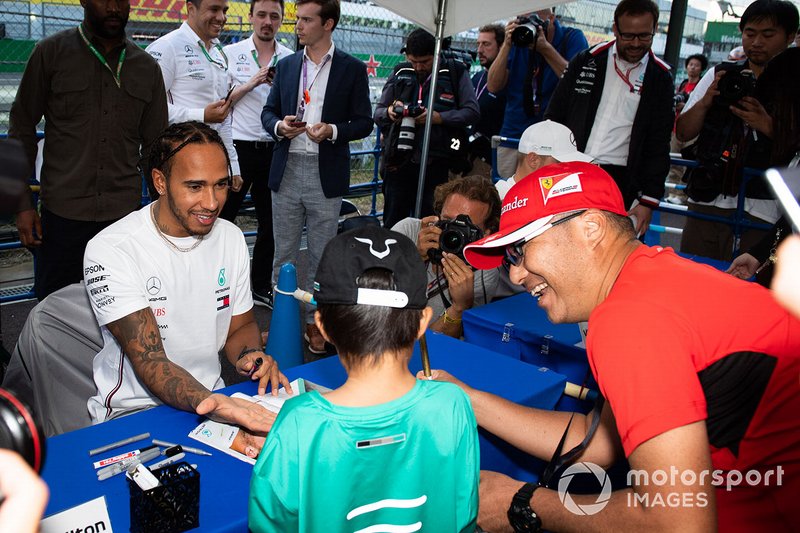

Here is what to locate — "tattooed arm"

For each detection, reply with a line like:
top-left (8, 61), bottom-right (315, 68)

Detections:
top-left (224, 310), bottom-right (291, 396)
top-left (107, 308), bottom-right (277, 432)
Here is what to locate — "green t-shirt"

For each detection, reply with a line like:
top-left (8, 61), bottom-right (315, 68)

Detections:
top-left (249, 379), bottom-right (479, 532)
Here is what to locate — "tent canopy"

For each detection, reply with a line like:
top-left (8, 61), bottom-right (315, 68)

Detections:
top-left (371, 0), bottom-right (574, 37)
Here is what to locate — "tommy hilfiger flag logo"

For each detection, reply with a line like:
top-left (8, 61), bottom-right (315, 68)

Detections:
top-left (217, 295), bottom-right (230, 311)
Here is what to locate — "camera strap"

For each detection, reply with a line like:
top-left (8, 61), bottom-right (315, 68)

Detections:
top-left (522, 47), bottom-right (541, 117)
top-left (539, 379), bottom-right (605, 488)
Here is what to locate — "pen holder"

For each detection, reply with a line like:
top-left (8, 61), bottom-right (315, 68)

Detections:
top-left (128, 462), bottom-right (200, 533)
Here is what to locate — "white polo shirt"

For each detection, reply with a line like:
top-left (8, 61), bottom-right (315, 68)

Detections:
top-left (146, 22), bottom-right (240, 174)
top-left (224, 35), bottom-right (293, 142)
top-left (584, 43), bottom-right (649, 166)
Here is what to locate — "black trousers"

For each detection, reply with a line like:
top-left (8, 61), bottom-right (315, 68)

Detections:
top-left (599, 163), bottom-right (637, 209)
top-left (382, 159), bottom-right (450, 229)
top-left (35, 208), bottom-right (117, 301)
top-left (221, 140), bottom-right (275, 293)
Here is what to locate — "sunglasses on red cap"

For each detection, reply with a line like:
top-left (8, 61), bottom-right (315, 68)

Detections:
top-left (502, 210), bottom-right (585, 268)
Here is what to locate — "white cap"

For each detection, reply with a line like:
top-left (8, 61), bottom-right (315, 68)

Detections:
top-left (517, 120), bottom-right (594, 163)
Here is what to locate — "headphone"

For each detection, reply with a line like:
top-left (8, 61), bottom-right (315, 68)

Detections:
top-left (0, 388), bottom-right (46, 473)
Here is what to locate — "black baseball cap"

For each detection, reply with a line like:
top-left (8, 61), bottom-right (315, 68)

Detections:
top-left (314, 226), bottom-right (428, 309)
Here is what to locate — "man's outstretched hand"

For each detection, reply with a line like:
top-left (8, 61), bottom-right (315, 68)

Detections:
top-left (196, 393), bottom-right (278, 434)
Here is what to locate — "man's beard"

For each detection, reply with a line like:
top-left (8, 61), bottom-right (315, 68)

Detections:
top-left (255, 29), bottom-right (275, 42)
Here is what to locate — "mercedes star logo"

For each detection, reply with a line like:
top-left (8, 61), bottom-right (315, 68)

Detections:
top-left (146, 276), bottom-right (162, 295)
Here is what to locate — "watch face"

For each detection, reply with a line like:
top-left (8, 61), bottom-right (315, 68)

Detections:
top-left (508, 502), bottom-right (542, 533)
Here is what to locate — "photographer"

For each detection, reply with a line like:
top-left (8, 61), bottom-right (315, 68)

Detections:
top-left (391, 176), bottom-right (500, 338)
top-left (488, 9), bottom-right (587, 178)
top-left (676, 0), bottom-right (798, 260)
top-left (375, 29), bottom-right (480, 229)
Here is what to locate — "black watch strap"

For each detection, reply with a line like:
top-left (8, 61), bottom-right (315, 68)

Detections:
top-left (507, 482), bottom-right (542, 532)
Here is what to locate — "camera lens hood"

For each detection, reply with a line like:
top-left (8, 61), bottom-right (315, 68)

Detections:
top-left (0, 388), bottom-right (46, 473)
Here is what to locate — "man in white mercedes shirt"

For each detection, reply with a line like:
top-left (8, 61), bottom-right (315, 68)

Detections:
top-left (146, 0), bottom-right (242, 192)
top-left (83, 121), bottom-right (289, 433)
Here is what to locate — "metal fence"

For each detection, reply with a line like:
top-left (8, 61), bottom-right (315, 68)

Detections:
top-left (0, 0), bottom-right (715, 133)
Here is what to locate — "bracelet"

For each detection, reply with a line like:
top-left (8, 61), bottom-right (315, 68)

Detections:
top-left (237, 348), bottom-right (261, 361)
top-left (442, 309), bottom-right (462, 325)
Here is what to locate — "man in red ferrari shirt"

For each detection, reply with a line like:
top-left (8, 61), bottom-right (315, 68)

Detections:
top-left (428, 161), bottom-right (800, 532)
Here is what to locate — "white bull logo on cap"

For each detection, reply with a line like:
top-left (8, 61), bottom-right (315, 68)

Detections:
top-left (354, 237), bottom-right (398, 259)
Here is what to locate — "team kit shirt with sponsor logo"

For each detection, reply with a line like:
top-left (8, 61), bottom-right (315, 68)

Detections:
top-left (587, 245), bottom-right (800, 530)
top-left (83, 207), bottom-right (252, 421)
top-left (249, 380), bottom-right (479, 532)
top-left (223, 36), bottom-right (293, 142)
top-left (146, 22), bottom-right (240, 175)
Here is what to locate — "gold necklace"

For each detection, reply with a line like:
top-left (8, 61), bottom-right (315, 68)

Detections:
top-left (149, 201), bottom-right (204, 253)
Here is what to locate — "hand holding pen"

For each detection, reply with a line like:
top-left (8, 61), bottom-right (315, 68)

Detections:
top-left (234, 351), bottom-right (291, 397)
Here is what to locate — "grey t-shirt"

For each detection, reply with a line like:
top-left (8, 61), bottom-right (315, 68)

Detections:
top-left (392, 217), bottom-right (499, 318)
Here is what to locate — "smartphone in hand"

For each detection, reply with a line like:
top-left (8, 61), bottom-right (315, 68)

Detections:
top-left (224, 85), bottom-right (236, 102)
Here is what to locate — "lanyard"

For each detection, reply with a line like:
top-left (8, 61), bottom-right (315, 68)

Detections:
top-left (77, 24), bottom-right (126, 88)
top-left (199, 41), bottom-right (228, 70)
top-left (613, 53), bottom-right (642, 94)
top-left (251, 42), bottom-right (280, 68)
top-left (302, 54), bottom-right (331, 104)
top-left (474, 70), bottom-right (488, 100)
top-left (416, 73), bottom-right (432, 106)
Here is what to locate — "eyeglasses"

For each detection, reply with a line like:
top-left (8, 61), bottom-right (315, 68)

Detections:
top-left (617, 32), bottom-right (655, 42)
top-left (502, 211), bottom-right (585, 268)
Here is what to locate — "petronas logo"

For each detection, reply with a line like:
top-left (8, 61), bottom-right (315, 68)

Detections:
top-left (218, 268), bottom-right (226, 286)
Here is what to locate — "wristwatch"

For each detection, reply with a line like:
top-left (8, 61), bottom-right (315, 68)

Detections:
top-left (507, 482), bottom-right (543, 533)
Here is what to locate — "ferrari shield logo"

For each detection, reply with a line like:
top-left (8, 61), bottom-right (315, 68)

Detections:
top-left (541, 178), bottom-right (554, 190)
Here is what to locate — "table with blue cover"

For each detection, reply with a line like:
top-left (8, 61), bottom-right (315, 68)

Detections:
top-left (41, 332), bottom-right (566, 532)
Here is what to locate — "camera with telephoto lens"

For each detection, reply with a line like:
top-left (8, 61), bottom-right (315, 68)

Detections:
top-left (512, 14), bottom-right (549, 47)
top-left (427, 214), bottom-right (484, 265)
top-left (393, 102), bottom-right (425, 151)
top-left (716, 68), bottom-right (756, 107)
top-left (0, 388), bottom-right (46, 474)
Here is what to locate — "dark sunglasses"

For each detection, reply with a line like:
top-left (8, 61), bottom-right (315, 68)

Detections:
top-left (502, 211), bottom-right (585, 268)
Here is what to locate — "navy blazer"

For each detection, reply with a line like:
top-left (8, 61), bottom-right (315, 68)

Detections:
top-left (261, 48), bottom-right (374, 198)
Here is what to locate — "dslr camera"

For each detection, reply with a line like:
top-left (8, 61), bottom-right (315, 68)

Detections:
top-left (427, 214), bottom-right (484, 265)
top-left (512, 14), bottom-right (549, 47)
top-left (393, 102), bottom-right (425, 151)
top-left (716, 68), bottom-right (756, 107)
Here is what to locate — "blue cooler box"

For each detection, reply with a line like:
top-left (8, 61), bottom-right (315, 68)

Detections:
top-left (463, 292), bottom-right (594, 411)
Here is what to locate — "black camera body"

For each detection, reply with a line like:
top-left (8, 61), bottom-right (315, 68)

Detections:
top-left (716, 67), bottom-right (756, 107)
top-left (673, 93), bottom-right (688, 106)
top-left (512, 14), bottom-right (549, 47)
top-left (392, 102), bottom-right (425, 118)
top-left (427, 214), bottom-right (484, 264)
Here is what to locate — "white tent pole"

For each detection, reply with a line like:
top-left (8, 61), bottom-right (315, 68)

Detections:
top-left (413, 0), bottom-right (448, 218)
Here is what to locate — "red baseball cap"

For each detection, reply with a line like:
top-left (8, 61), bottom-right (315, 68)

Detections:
top-left (464, 162), bottom-right (627, 270)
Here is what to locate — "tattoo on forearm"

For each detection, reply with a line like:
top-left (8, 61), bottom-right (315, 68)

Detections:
top-left (108, 308), bottom-right (210, 411)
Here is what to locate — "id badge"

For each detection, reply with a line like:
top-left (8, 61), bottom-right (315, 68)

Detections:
top-left (295, 100), bottom-right (306, 122)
